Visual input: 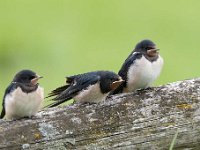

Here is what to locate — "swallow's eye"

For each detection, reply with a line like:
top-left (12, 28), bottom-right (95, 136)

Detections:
top-left (111, 79), bottom-right (115, 82)
top-left (146, 46), bottom-right (155, 50)
top-left (112, 78), bottom-right (118, 82)
top-left (29, 76), bottom-right (35, 80)
top-left (146, 47), bottom-right (152, 50)
top-left (72, 81), bottom-right (77, 86)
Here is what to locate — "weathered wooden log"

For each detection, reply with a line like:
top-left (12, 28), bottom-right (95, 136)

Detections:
top-left (0, 78), bottom-right (200, 150)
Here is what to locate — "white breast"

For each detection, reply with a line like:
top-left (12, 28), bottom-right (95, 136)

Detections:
top-left (4, 86), bottom-right (44, 120)
top-left (125, 54), bottom-right (163, 92)
top-left (74, 83), bottom-right (108, 103)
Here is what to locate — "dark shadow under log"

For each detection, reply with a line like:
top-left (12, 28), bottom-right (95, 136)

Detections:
top-left (0, 78), bottom-right (200, 150)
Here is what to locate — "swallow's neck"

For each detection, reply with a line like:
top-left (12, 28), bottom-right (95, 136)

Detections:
top-left (12, 82), bottom-right (38, 93)
top-left (143, 53), bottom-right (159, 62)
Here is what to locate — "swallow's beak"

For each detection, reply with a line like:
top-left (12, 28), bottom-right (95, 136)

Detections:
top-left (110, 78), bottom-right (125, 90)
top-left (147, 48), bottom-right (159, 57)
top-left (31, 75), bottom-right (43, 85)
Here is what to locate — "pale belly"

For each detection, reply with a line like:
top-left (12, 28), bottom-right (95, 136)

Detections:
top-left (5, 86), bottom-right (44, 120)
top-left (125, 55), bottom-right (163, 92)
top-left (74, 83), bottom-right (108, 103)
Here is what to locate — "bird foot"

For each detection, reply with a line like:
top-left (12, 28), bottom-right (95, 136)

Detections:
top-left (78, 102), bottom-right (97, 107)
top-left (137, 87), bottom-right (154, 92)
top-left (144, 87), bottom-right (154, 90)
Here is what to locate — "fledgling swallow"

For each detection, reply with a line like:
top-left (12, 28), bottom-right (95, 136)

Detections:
top-left (0, 70), bottom-right (44, 120)
top-left (111, 39), bottom-right (164, 95)
top-left (47, 71), bottom-right (124, 107)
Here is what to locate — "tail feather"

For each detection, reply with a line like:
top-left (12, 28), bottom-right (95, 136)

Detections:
top-left (45, 98), bottom-right (71, 108)
top-left (46, 84), bottom-right (70, 98)
top-left (46, 87), bottom-right (73, 108)
top-left (44, 84), bottom-right (72, 108)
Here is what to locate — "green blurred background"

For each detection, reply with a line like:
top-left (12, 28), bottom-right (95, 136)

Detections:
top-left (0, 0), bottom-right (200, 110)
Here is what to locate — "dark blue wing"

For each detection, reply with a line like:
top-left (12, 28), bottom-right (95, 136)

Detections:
top-left (47, 73), bottom-right (100, 107)
top-left (110, 52), bottom-right (143, 95)
top-left (0, 83), bottom-right (17, 119)
top-left (118, 52), bottom-right (142, 81)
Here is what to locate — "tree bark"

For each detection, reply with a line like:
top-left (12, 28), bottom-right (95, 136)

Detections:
top-left (0, 78), bottom-right (200, 150)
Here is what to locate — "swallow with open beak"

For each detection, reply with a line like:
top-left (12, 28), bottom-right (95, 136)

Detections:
top-left (111, 39), bottom-right (164, 95)
top-left (47, 71), bottom-right (124, 107)
top-left (0, 70), bottom-right (44, 120)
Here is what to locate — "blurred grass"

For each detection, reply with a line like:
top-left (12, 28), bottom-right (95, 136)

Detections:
top-left (169, 129), bottom-right (179, 150)
top-left (0, 0), bottom-right (200, 110)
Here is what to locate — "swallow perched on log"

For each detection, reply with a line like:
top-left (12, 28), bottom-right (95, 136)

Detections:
top-left (47, 71), bottom-right (124, 107)
top-left (111, 39), bottom-right (164, 95)
top-left (0, 70), bottom-right (44, 120)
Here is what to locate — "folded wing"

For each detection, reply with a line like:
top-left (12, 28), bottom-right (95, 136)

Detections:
top-left (47, 73), bottom-right (100, 107)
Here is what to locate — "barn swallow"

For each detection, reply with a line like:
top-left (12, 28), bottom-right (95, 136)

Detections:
top-left (111, 39), bottom-right (164, 94)
top-left (0, 70), bottom-right (44, 120)
top-left (47, 71), bottom-right (124, 107)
